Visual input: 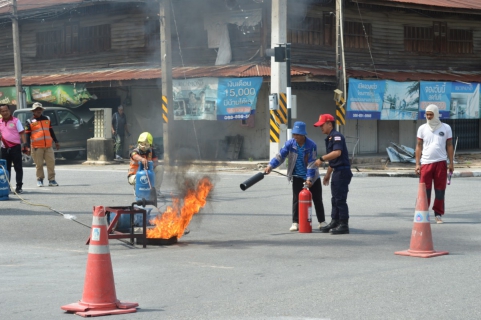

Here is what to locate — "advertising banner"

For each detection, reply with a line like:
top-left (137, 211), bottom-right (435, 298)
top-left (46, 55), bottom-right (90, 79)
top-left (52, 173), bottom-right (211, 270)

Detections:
top-left (346, 79), bottom-right (385, 120)
top-left (0, 87), bottom-right (32, 106)
top-left (30, 84), bottom-right (93, 108)
top-left (381, 80), bottom-right (419, 120)
top-left (447, 82), bottom-right (479, 119)
top-left (173, 77), bottom-right (263, 121)
top-left (419, 82), bottom-right (451, 119)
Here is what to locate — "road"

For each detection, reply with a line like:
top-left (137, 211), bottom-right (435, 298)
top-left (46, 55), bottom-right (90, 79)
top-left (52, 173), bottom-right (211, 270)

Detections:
top-left (1, 164), bottom-right (480, 319)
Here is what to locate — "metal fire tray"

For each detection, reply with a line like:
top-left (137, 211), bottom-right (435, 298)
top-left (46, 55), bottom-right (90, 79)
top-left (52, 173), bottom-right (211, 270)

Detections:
top-left (136, 236), bottom-right (178, 246)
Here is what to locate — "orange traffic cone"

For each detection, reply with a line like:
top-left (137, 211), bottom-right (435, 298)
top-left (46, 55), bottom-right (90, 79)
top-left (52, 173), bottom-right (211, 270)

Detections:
top-left (61, 206), bottom-right (138, 317)
top-left (395, 183), bottom-right (449, 258)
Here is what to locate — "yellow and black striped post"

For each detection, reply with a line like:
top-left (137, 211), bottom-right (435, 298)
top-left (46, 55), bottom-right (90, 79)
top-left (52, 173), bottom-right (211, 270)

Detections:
top-left (335, 96), bottom-right (346, 126)
top-left (162, 96), bottom-right (168, 123)
top-left (269, 93), bottom-right (288, 142)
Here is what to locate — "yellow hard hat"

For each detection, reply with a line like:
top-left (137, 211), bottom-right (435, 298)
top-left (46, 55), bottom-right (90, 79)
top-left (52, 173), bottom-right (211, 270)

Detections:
top-left (138, 132), bottom-right (153, 145)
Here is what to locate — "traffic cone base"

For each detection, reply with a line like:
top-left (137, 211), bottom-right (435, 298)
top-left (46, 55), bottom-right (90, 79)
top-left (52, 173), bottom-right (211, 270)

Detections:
top-left (395, 183), bottom-right (449, 258)
top-left (61, 206), bottom-right (138, 316)
top-left (61, 300), bottom-right (138, 317)
top-left (394, 249), bottom-right (449, 258)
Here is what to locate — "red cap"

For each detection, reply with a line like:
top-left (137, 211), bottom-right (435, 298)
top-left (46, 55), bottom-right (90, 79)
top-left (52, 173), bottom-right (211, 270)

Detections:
top-left (313, 114), bottom-right (335, 127)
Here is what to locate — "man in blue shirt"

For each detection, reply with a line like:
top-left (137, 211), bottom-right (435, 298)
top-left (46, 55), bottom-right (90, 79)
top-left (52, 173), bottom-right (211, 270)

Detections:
top-left (264, 121), bottom-right (326, 231)
top-left (314, 114), bottom-right (353, 235)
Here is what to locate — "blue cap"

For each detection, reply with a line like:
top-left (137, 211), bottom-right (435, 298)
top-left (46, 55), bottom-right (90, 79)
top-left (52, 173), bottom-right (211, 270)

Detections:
top-left (292, 121), bottom-right (307, 135)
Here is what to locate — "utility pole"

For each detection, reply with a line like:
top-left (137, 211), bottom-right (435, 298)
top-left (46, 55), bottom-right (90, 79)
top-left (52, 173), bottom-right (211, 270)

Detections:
top-left (268, 0), bottom-right (287, 160)
top-left (335, 0), bottom-right (346, 130)
top-left (11, 0), bottom-right (24, 109)
top-left (160, 0), bottom-right (173, 166)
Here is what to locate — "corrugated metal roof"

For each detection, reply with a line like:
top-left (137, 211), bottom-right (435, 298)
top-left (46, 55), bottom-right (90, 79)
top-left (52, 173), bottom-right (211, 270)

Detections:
top-left (353, 0), bottom-right (481, 10)
top-left (0, 0), bottom-right (83, 15)
top-left (0, 64), bottom-right (332, 86)
top-left (0, 64), bottom-right (478, 87)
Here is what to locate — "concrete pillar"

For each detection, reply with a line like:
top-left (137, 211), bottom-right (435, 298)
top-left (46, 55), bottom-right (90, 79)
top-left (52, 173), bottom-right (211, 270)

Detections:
top-left (270, 0), bottom-right (287, 160)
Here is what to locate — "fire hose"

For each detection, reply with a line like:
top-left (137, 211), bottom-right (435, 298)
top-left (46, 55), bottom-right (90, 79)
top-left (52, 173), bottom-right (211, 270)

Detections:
top-left (447, 136), bottom-right (458, 185)
top-left (240, 170), bottom-right (287, 191)
top-left (0, 163), bottom-right (165, 248)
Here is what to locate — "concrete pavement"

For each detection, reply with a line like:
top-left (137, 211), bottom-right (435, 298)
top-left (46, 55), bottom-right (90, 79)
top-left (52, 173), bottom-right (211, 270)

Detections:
top-left (83, 151), bottom-right (481, 179)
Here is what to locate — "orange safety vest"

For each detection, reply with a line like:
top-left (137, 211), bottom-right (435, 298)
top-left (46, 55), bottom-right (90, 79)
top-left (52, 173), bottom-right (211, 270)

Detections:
top-left (128, 151), bottom-right (153, 177)
top-left (27, 118), bottom-right (53, 148)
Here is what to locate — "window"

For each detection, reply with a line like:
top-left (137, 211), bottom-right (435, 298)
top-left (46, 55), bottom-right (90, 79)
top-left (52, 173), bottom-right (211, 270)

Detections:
top-left (404, 26), bottom-right (433, 53)
top-left (449, 29), bottom-right (473, 54)
top-left (344, 21), bottom-right (371, 49)
top-left (287, 15), bottom-right (322, 45)
top-left (44, 110), bottom-right (58, 126)
top-left (323, 12), bottom-right (335, 46)
top-left (404, 22), bottom-right (473, 54)
top-left (57, 110), bottom-right (80, 126)
top-left (65, 23), bottom-right (79, 54)
top-left (322, 14), bottom-right (371, 49)
top-left (433, 21), bottom-right (447, 53)
top-left (79, 24), bottom-right (111, 53)
top-left (36, 30), bottom-right (64, 57)
top-left (36, 24), bottom-right (111, 57)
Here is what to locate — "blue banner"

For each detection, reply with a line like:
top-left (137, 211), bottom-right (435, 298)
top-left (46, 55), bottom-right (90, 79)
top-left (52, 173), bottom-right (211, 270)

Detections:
top-left (346, 79), bottom-right (385, 120)
top-left (419, 82), bottom-right (451, 119)
top-left (449, 82), bottom-right (480, 119)
top-left (172, 77), bottom-right (263, 121)
top-left (348, 79), bottom-right (480, 120)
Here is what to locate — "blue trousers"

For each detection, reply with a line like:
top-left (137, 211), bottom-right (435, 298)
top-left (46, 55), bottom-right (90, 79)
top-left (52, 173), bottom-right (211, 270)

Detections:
top-left (330, 169), bottom-right (353, 220)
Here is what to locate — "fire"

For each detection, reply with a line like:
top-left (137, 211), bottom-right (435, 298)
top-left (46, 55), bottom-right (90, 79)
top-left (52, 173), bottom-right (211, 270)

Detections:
top-left (147, 177), bottom-right (213, 239)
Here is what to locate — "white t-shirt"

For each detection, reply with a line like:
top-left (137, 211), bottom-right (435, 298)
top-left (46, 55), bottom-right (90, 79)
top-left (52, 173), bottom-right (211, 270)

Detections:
top-left (417, 123), bottom-right (452, 164)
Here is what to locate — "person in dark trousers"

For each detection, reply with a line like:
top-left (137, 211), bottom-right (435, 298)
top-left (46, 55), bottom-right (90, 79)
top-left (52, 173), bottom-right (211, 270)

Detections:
top-left (314, 114), bottom-right (353, 235)
top-left (415, 104), bottom-right (454, 224)
top-left (111, 105), bottom-right (131, 160)
top-left (0, 104), bottom-right (27, 193)
top-left (25, 102), bottom-right (60, 187)
top-left (264, 121), bottom-right (326, 232)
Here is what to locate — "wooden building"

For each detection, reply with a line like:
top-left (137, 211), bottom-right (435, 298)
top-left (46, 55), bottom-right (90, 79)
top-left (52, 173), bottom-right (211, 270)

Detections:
top-left (0, 0), bottom-right (480, 159)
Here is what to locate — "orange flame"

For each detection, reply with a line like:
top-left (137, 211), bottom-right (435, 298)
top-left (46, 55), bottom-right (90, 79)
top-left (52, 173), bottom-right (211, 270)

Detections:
top-left (147, 177), bottom-right (213, 239)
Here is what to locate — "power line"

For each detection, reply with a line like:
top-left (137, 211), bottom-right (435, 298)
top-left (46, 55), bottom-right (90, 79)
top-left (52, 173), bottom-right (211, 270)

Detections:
top-left (355, 1), bottom-right (378, 79)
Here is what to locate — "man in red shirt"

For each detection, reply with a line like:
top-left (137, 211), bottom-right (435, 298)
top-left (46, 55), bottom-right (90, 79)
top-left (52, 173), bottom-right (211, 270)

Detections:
top-left (0, 104), bottom-right (27, 194)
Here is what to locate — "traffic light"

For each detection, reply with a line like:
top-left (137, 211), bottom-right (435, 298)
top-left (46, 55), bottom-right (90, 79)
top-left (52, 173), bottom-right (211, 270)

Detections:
top-left (265, 46), bottom-right (286, 62)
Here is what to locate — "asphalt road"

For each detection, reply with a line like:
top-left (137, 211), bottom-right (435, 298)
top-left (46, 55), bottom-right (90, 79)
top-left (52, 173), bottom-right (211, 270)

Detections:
top-left (1, 165), bottom-right (480, 320)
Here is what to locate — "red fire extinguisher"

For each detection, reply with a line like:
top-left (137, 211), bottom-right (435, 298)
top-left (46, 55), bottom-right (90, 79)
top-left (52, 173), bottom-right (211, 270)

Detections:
top-left (298, 183), bottom-right (312, 233)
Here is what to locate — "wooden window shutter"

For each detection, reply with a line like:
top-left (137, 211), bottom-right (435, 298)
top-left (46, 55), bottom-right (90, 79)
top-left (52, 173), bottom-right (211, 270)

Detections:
top-left (433, 21), bottom-right (447, 53)
top-left (323, 12), bottom-right (334, 46)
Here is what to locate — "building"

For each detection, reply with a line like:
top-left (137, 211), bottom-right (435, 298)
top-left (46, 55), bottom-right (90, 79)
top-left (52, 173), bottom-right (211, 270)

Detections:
top-left (0, 0), bottom-right (480, 161)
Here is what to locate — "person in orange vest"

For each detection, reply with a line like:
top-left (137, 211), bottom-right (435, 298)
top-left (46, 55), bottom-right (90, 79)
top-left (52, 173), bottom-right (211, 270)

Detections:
top-left (24, 102), bottom-right (60, 187)
top-left (127, 132), bottom-right (164, 196)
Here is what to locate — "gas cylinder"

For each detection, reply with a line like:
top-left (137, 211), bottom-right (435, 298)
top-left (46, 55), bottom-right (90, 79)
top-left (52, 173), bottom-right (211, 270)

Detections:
top-left (135, 161), bottom-right (155, 202)
top-left (0, 159), bottom-right (9, 201)
top-left (298, 183), bottom-right (312, 233)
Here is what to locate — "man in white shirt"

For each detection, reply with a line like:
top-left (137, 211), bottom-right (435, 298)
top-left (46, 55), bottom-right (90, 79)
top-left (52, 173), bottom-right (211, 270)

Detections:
top-left (415, 104), bottom-right (454, 224)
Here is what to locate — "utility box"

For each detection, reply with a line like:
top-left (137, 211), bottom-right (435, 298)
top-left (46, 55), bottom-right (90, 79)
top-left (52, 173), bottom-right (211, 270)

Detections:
top-left (90, 108), bottom-right (112, 139)
top-left (269, 93), bottom-right (278, 110)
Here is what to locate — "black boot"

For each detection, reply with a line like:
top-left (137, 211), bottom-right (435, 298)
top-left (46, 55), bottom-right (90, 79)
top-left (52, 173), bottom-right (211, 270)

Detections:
top-left (320, 219), bottom-right (339, 233)
top-left (330, 219), bottom-right (349, 235)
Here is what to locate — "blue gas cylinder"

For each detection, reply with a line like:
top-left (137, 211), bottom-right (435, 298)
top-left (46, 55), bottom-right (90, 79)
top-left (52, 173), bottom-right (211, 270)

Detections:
top-left (0, 159), bottom-right (10, 201)
top-left (135, 161), bottom-right (155, 202)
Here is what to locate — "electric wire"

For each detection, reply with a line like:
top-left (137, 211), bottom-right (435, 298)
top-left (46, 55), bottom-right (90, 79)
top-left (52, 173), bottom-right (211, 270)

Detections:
top-left (0, 163), bottom-right (139, 248)
top-left (354, 1), bottom-right (378, 79)
top-left (170, 0), bottom-right (202, 161)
